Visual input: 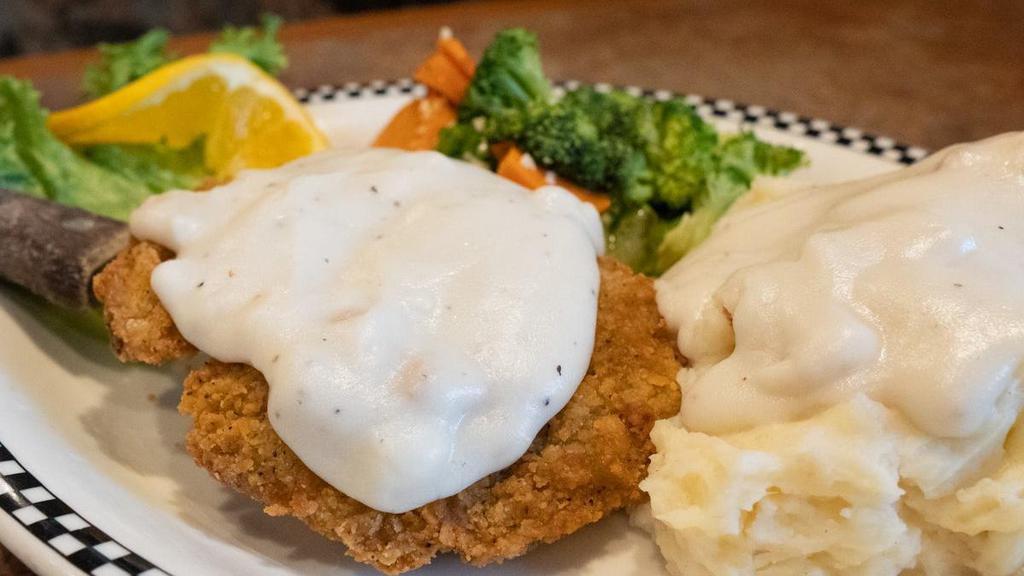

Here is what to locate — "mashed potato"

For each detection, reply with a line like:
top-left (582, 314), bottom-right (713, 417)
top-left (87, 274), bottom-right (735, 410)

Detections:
top-left (641, 395), bottom-right (1024, 576)
top-left (643, 133), bottom-right (1024, 575)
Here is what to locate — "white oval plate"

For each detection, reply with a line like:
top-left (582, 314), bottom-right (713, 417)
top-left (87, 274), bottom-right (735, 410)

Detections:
top-left (0, 81), bottom-right (926, 576)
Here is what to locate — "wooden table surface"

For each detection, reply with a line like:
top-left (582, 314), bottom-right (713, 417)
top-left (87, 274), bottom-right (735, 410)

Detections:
top-left (0, 0), bottom-right (1021, 573)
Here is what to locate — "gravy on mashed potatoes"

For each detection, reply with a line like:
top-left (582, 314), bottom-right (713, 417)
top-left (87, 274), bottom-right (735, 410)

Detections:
top-left (643, 133), bottom-right (1024, 576)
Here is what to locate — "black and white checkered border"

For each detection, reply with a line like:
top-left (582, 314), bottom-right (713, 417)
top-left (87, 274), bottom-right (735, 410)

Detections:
top-left (0, 443), bottom-right (166, 576)
top-left (294, 78), bottom-right (928, 166)
top-left (293, 77), bottom-right (424, 103)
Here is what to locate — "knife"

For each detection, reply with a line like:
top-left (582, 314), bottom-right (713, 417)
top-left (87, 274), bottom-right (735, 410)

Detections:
top-left (0, 189), bottom-right (130, 309)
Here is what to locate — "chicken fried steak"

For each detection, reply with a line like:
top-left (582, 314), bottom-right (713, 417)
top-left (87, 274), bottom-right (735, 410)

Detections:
top-left (94, 244), bottom-right (681, 574)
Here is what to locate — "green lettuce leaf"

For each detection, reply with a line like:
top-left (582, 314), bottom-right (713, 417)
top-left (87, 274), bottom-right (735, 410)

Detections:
top-left (0, 76), bottom-right (153, 220)
top-left (82, 139), bottom-right (209, 192)
top-left (0, 119), bottom-right (45, 196)
top-left (83, 29), bottom-right (175, 99)
top-left (82, 15), bottom-right (287, 99)
top-left (210, 14), bottom-right (288, 75)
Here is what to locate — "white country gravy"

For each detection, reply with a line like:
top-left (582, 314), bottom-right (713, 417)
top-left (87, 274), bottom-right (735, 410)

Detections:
top-left (130, 148), bottom-right (604, 513)
top-left (657, 132), bottom-right (1024, 441)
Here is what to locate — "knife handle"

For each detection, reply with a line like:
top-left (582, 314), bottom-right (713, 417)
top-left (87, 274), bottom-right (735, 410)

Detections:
top-left (0, 189), bottom-right (130, 309)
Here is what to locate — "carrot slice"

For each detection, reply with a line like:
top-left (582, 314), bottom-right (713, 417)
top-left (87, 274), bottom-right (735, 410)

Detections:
top-left (375, 33), bottom-right (475, 150)
top-left (497, 146), bottom-right (549, 188)
top-left (373, 95), bottom-right (457, 150)
top-left (414, 36), bottom-right (476, 105)
top-left (438, 36), bottom-right (476, 79)
top-left (497, 146), bottom-right (611, 213)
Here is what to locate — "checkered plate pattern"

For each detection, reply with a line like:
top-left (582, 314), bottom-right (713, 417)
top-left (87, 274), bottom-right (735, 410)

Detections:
top-left (0, 444), bottom-right (166, 576)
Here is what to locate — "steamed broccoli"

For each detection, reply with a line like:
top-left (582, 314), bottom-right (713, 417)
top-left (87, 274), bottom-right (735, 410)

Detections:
top-left (640, 99), bottom-right (718, 210)
top-left (441, 28), bottom-right (806, 275)
top-left (460, 29), bottom-right (550, 120)
top-left (437, 121), bottom-right (491, 166)
top-left (481, 89), bottom-right (647, 197)
top-left (654, 132), bottom-right (806, 269)
top-left (518, 102), bottom-right (617, 190)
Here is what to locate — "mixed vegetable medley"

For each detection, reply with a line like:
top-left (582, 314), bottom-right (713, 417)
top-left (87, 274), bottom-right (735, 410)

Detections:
top-left (379, 29), bottom-right (806, 275)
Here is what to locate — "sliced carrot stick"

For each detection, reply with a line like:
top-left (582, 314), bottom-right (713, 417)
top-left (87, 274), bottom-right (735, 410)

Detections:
top-left (414, 36), bottom-right (475, 105)
top-left (373, 95), bottom-right (457, 151)
top-left (497, 146), bottom-right (611, 213)
top-left (497, 146), bottom-right (549, 188)
top-left (438, 36), bottom-right (476, 78)
top-left (375, 32), bottom-right (474, 150)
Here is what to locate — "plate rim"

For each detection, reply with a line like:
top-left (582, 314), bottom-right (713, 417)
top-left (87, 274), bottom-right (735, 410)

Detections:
top-left (0, 79), bottom-right (926, 576)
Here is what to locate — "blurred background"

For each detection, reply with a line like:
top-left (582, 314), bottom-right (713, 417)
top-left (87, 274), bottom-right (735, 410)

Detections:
top-left (0, 0), bottom-right (466, 57)
top-left (3, 0), bottom-right (1022, 152)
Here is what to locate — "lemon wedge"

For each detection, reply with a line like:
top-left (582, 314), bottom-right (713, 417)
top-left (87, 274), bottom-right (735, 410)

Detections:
top-left (48, 53), bottom-right (327, 178)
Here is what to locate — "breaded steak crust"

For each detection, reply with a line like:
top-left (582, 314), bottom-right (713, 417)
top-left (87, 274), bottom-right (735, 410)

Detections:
top-left (92, 240), bottom-right (195, 364)
top-left (96, 244), bottom-right (681, 574)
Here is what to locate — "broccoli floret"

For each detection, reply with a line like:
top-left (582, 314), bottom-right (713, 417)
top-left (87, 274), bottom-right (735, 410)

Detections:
top-left (559, 88), bottom-right (644, 136)
top-left (460, 29), bottom-right (550, 120)
top-left (516, 103), bottom-right (614, 190)
top-left (654, 133), bottom-right (806, 272)
top-left (507, 89), bottom-right (719, 212)
top-left (717, 131), bottom-right (806, 177)
top-left (640, 99), bottom-right (719, 210)
top-left (437, 121), bottom-right (492, 167)
top-left (484, 89), bottom-right (646, 196)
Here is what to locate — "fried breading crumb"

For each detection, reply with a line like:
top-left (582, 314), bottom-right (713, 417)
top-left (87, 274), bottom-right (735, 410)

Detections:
top-left (178, 257), bottom-right (681, 574)
top-left (92, 240), bottom-right (194, 364)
